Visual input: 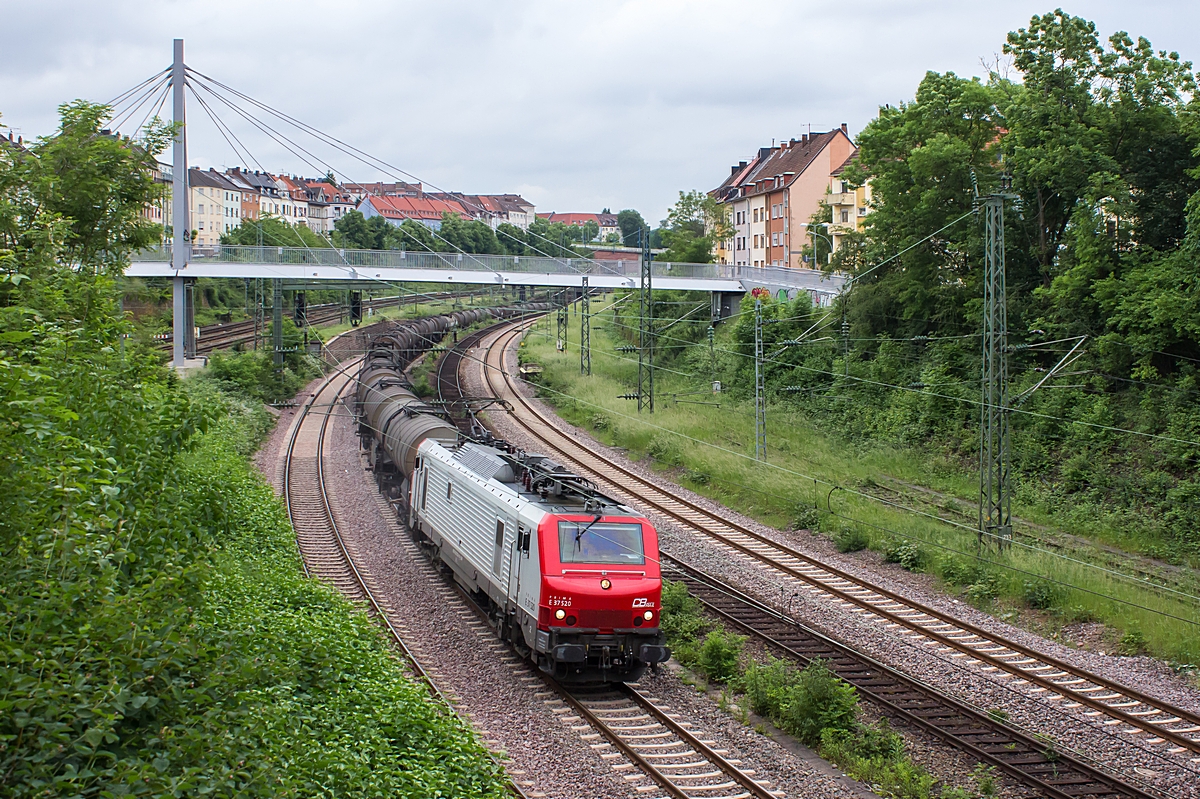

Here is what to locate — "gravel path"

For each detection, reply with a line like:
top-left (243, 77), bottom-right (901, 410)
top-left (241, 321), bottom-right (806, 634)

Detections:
top-left (466, 324), bottom-right (1200, 798)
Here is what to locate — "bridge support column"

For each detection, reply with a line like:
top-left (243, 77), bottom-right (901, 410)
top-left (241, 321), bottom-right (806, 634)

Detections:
top-left (172, 278), bottom-right (186, 365)
top-left (184, 280), bottom-right (196, 358)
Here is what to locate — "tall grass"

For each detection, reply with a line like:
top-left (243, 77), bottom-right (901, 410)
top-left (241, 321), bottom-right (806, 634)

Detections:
top-left (519, 301), bottom-right (1200, 666)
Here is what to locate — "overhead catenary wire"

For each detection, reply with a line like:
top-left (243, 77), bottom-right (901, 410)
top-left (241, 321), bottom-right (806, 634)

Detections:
top-left (183, 67), bottom-right (620, 265)
top-left (187, 78), bottom-right (522, 277)
top-left (520, 306), bottom-right (1200, 609)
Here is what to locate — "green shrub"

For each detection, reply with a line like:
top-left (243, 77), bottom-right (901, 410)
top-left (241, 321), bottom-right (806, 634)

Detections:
top-left (965, 577), bottom-right (1000, 605)
top-left (1119, 629), bottom-right (1148, 655)
top-left (204, 349), bottom-right (314, 403)
top-left (884, 541), bottom-right (928, 571)
top-left (411, 369), bottom-right (435, 398)
top-left (697, 628), bottom-right (745, 683)
top-left (660, 580), bottom-right (704, 643)
top-left (776, 659), bottom-right (859, 745)
top-left (820, 723), bottom-right (935, 799)
top-left (742, 658), bottom-right (794, 718)
top-left (940, 557), bottom-right (985, 587)
top-left (683, 467), bottom-right (711, 486)
top-left (1022, 580), bottom-right (1062, 610)
top-left (647, 433), bottom-right (683, 466)
top-left (793, 504), bottom-right (821, 531)
top-left (834, 526), bottom-right (870, 553)
top-left (589, 412), bottom-right (612, 430)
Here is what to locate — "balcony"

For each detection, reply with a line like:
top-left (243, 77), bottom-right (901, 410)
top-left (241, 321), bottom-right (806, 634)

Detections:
top-left (827, 191), bottom-right (856, 207)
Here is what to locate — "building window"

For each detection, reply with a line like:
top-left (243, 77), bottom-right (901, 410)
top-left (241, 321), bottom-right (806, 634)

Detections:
top-left (841, 210), bottom-right (850, 223)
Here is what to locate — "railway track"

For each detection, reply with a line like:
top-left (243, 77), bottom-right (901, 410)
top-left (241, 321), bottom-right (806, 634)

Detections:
top-left (467, 316), bottom-right (1196, 799)
top-left (552, 683), bottom-right (780, 799)
top-left (160, 291), bottom-right (477, 354)
top-left (282, 358), bottom-right (526, 797)
top-left (427, 319), bottom-right (791, 799)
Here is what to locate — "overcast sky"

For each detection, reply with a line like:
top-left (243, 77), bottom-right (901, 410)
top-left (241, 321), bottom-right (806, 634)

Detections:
top-left (2, 1), bottom-right (1198, 222)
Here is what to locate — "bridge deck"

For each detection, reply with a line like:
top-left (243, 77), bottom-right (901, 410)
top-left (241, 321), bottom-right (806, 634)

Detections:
top-left (129, 245), bottom-right (845, 297)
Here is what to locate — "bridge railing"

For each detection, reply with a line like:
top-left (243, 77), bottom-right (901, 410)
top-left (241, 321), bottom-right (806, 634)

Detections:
top-left (132, 245), bottom-right (843, 292)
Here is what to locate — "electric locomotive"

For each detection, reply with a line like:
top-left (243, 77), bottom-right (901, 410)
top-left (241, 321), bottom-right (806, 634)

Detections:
top-left (357, 325), bottom-right (670, 684)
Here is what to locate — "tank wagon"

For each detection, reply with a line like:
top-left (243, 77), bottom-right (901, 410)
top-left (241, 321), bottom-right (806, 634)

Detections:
top-left (356, 314), bottom-right (670, 683)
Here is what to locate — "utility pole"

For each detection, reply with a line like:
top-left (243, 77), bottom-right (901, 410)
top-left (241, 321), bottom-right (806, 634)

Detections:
top-left (979, 180), bottom-right (1017, 549)
top-left (170, 38), bottom-right (189, 369)
top-left (638, 226), bottom-right (653, 413)
top-left (754, 298), bottom-right (766, 460)
top-left (556, 289), bottom-right (568, 351)
top-left (272, 279), bottom-right (283, 367)
top-left (580, 275), bottom-right (591, 375)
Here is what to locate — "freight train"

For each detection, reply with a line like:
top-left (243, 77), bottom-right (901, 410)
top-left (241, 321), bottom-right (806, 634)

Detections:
top-left (355, 310), bottom-right (670, 683)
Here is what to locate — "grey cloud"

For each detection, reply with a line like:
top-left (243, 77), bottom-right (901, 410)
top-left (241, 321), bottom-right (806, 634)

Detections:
top-left (2, 0), bottom-right (1198, 221)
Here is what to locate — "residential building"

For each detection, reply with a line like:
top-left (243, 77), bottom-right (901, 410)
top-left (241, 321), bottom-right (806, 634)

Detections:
top-left (537, 212), bottom-right (620, 242)
top-left (827, 152), bottom-right (872, 252)
top-left (142, 161), bottom-right (172, 235)
top-left (223, 168), bottom-right (264, 223)
top-left (711, 125), bottom-right (856, 268)
top-left (343, 181), bottom-right (422, 204)
top-left (358, 193), bottom-right (469, 231)
top-left (188, 168), bottom-right (240, 247)
top-left (430, 193), bottom-right (537, 230)
top-left (305, 180), bottom-right (355, 234)
top-left (273, 175), bottom-right (311, 228)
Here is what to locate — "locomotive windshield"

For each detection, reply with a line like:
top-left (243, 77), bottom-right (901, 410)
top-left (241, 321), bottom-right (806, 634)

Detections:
top-left (557, 521), bottom-right (645, 565)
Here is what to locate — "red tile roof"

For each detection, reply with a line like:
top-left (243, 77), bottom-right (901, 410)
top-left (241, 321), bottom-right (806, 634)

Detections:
top-left (363, 193), bottom-right (469, 222)
top-left (538, 212), bottom-right (618, 227)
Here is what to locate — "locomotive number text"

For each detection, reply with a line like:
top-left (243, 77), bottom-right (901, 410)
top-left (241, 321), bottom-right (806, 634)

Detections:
top-left (547, 595), bottom-right (573, 607)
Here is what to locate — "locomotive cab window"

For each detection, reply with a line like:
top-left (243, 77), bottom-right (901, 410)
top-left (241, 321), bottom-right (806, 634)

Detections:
top-left (558, 521), bottom-right (645, 565)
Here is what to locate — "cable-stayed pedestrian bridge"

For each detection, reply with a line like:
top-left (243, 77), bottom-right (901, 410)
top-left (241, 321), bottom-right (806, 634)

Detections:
top-left (128, 245), bottom-right (845, 301)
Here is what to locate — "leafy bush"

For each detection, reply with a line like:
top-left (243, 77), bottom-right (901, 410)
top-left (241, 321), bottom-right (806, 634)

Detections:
top-left (940, 557), bottom-right (986, 587)
top-left (589, 412), bottom-right (612, 431)
top-left (776, 660), bottom-right (859, 745)
top-left (965, 578), bottom-right (1000, 605)
top-left (647, 433), bottom-right (683, 466)
top-left (884, 541), bottom-right (928, 571)
top-left (204, 348), bottom-right (317, 403)
top-left (0, 102), bottom-right (508, 798)
top-left (697, 629), bottom-right (745, 683)
top-left (793, 504), bottom-right (820, 531)
top-left (834, 526), bottom-right (870, 553)
top-left (743, 658), bottom-right (858, 746)
top-left (1119, 629), bottom-right (1148, 656)
top-left (1022, 580), bottom-right (1062, 610)
top-left (820, 722), bottom-right (935, 799)
top-left (659, 580), bottom-right (705, 665)
top-left (742, 658), bottom-right (793, 718)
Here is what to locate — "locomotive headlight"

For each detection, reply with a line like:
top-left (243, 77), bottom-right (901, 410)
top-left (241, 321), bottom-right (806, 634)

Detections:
top-left (554, 609), bottom-right (566, 620)
top-left (600, 579), bottom-right (612, 590)
top-left (643, 610), bottom-right (654, 621)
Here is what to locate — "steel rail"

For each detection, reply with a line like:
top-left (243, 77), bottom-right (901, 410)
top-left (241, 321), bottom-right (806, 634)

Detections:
top-left (472, 318), bottom-right (1200, 791)
top-left (665, 554), bottom-right (1164, 799)
top-left (283, 356), bottom-right (528, 799)
top-left (429, 323), bottom-right (779, 799)
top-left (480, 319), bottom-right (1200, 759)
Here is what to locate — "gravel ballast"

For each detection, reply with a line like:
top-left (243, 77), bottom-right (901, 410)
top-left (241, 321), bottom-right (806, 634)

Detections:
top-left (464, 325), bottom-right (1200, 798)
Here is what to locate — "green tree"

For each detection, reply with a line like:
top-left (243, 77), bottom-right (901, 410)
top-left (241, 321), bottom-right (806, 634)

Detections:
top-left (655, 190), bottom-right (732, 263)
top-left (436, 212), bottom-right (502, 254)
top-left (221, 215), bottom-right (330, 248)
top-left (333, 209), bottom-right (390, 249)
top-left (617, 208), bottom-right (647, 245)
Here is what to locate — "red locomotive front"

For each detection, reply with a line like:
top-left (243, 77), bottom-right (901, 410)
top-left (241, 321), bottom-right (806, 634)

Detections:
top-left (533, 513), bottom-right (670, 683)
